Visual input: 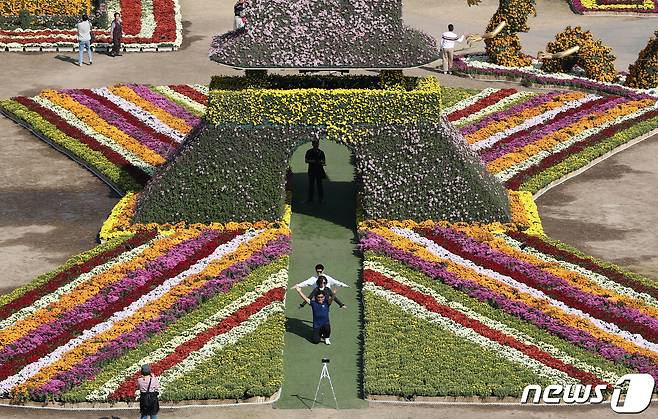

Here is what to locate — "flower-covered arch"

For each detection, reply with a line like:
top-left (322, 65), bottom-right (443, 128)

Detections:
top-left (133, 75), bottom-right (511, 225)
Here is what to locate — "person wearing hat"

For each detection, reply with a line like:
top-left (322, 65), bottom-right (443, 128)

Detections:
top-left (137, 364), bottom-right (160, 419)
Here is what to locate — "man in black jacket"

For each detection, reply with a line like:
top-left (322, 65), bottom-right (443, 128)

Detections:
top-left (305, 140), bottom-right (326, 203)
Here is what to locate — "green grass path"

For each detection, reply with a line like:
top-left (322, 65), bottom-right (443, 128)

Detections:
top-left (276, 142), bottom-right (367, 409)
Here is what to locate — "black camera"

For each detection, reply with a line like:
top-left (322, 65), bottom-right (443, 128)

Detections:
top-left (322, 358), bottom-right (330, 364)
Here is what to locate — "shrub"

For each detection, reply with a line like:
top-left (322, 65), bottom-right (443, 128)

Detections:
top-left (541, 26), bottom-right (617, 83)
top-left (625, 30), bottom-right (658, 89)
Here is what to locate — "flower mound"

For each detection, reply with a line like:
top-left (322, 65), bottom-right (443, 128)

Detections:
top-left (361, 220), bottom-right (658, 397)
top-left (625, 30), bottom-right (658, 89)
top-left (482, 0), bottom-right (535, 67)
top-left (0, 226), bottom-right (290, 402)
top-left (208, 0), bottom-right (438, 68)
top-left (541, 26), bottom-right (617, 83)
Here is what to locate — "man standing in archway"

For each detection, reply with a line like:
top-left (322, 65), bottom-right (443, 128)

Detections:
top-left (305, 140), bottom-right (326, 203)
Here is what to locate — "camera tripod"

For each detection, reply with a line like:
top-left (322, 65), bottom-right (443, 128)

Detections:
top-left (311, 360), bottom-right (338, 409)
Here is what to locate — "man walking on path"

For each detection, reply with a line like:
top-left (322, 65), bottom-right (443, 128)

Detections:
top-left (305, 140), bottom-right (326, 203)
top-left (76, 14), bottom-right (93, 66)
top-left (294, 264), bottom-right (349, 309)
top-left (441, 24), bottom-right (464, 74)
top-left (295, 287), bottom-right (333, 344)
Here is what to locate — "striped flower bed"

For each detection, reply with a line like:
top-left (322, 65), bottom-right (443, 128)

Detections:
top-left (0, 0), bottom-right (183, 52)
top-left (0, 84), bottom-right (208, 193)
top-left (0, 225), bottom-right (290, 402)
top-left (569, 0), bottom-right (658, 14)
top-left (361, 221), bottom-right (658, 397)
top-left (445, 87), bottom-right (658, 192)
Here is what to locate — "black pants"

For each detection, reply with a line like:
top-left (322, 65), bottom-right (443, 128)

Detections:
top-left (312, 324), bottom-right (331, 344)
top-left (308, 172), bottom-right (324, 202)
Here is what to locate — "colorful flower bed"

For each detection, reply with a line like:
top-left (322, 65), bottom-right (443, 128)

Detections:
top-left (568, 0), bottom-right (658, 14)
top-left (0, 0), bottom-right (182, 52)
top-left (135, 75), bottom-right (511, 225)
top-left (444, 87), bottom-right (658, 193)
top-left (0, 220), bottom-right (290, 402)
top-left (0, 84), bottom-right (207, 193)
top-left (209, 0), bottom-right (438, 68)
top-left (0, 0), bottom-right (90, 17)
top-left (361, 219), bottom-right (658, 397)
top-left (454, 54), bottom-right (658, 98)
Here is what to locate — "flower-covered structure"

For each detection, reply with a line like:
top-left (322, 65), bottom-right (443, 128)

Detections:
top-left (625, 29), bottom-right (658, 89)
top-left (483, 0), bottom-right (536, 67)
top-left (134, 75), bottom-right (511, 225)
top-left (541, 26), bottom-right (617, 83)
top-left (208, 0), bottom-right (438, 68)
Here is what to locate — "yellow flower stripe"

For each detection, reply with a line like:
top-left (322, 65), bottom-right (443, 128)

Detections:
top-left (17, 228), bottom-right (286, 391)
top-left (1, 0), bottom-right (90, 16)
top-left (372, 227), bottom-right (658, 363)
top-left (108, 86), bottom-right (193, 134)
top-left (100, 192), bottom-right (292, 242)
top-left (487, 99), bottom-right (654, 173)
top-left (465, 92), bottom-right (587, 145)
top-left (581, 0), bottom-right (654, 9)
top-left (451, 223), bottom-right (658, 320)
top-left (507, 190), bottom-right (544, 235)
top-left (99, 193), bottom-right (140, 242)
top-left (40, 90), bottom-right (166, 167)
top-left (0, 231), bottom-right (198, 348)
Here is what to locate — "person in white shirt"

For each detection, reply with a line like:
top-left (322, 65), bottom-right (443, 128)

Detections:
top-left (76, 14), bottom-right (93, 67)
top-left (440, 24), bottom-right (464, 74)
top-left (293, 264), bottom-right (349, 308)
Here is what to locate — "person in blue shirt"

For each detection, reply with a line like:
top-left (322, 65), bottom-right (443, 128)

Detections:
top-left (295, 286), bottom-right (332, 345)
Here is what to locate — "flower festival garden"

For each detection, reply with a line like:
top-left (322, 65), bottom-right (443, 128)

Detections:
top-left (0, 0), bottom-right (183, 52)
top-left (2, 0), bottom-right (658, 410)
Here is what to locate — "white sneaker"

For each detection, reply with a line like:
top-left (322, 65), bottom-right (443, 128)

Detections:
top-left (325, 338), bottom-right (331, 345)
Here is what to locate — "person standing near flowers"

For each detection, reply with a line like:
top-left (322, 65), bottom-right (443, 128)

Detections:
top-left (76, 14), bottom-right (93, 66)
top-left (110, 12), bottom-right (123, 57)
top-left (440, 24), bottom-right (465, 74)
top-left (295, 288), bottom-right (333, 345)
top-left (137, 364), bottom-right (160, 419)
top-left (293, 264), bottom-right (349, 308)
top-left (234, 0), bottom-right (247, 29)
top-left (305, 140), bottom-right (326, 203)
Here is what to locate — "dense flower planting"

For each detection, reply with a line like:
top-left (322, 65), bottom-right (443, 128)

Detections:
top-left (0, 223), bottom-right (290, 402)
top-left (0, 84), bottom-right (207, 193)
top-left (481, 0), bottom-right (535, 67)
top-left (625, 30), bottom-right (658, 89)
top-left (541, 27), bottom-right (617, 83)
top-left (445, 87), bottom-right (658, 192)
top-left (454, 53), bottom-right (657, 98)
top-left (135, 75), bottom-right (511, 225)
top-left (568, 0), bottom-right (657, 14)
top-left (0, 0), bottom-right (182, 52)
top-left (361, 220), bottom-right (658, 397)
top-left (0, 0), bottom-right (90, 16)
top-left (208, 0), bottom-right (438, 68)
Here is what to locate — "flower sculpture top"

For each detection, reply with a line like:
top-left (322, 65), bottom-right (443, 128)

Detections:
top-left (208, 0), bottom-right (439, 69)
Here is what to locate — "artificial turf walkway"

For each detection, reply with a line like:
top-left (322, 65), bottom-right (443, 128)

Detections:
top-left (277, 141), bottom-right (368, 409)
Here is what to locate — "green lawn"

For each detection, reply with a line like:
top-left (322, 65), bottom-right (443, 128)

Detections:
top-left (277, 141), bottom-right (367, 409)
